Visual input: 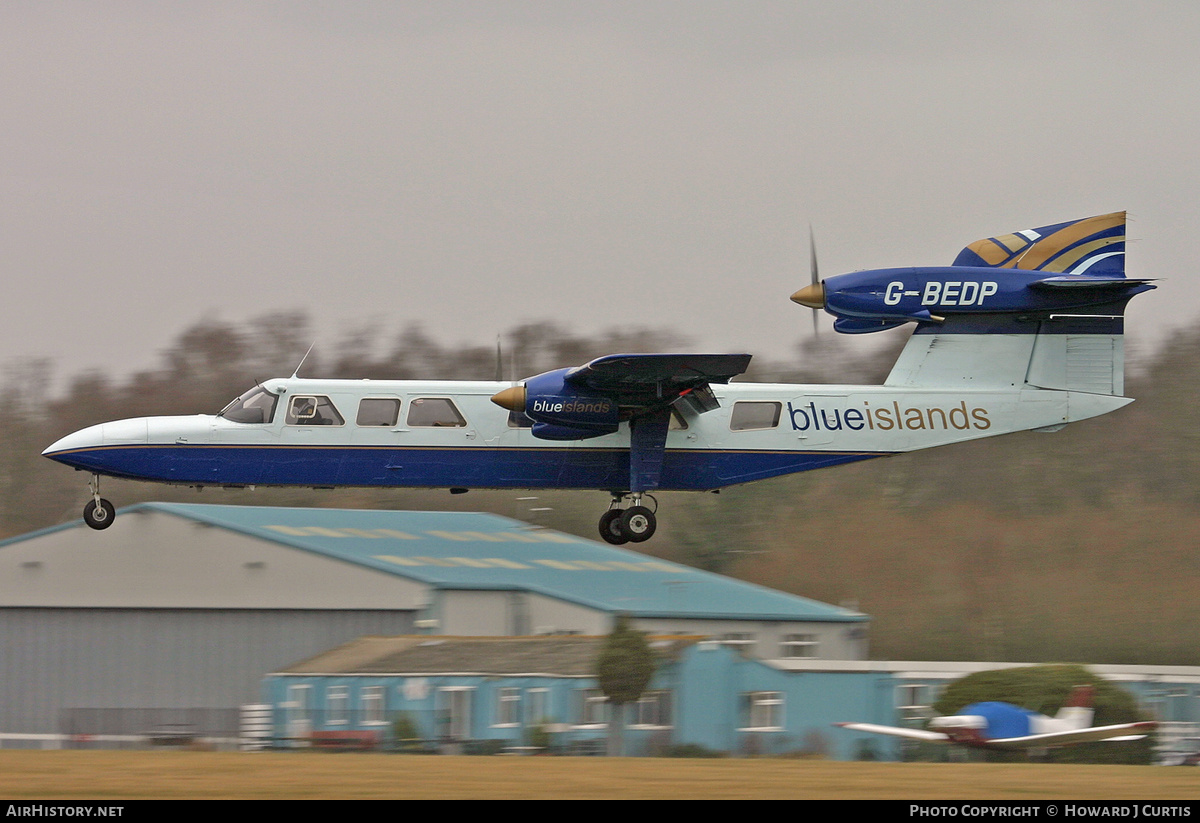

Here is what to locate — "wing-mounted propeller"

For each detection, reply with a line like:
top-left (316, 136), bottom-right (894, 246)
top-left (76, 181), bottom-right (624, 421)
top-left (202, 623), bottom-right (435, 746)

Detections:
top-left (491, 353), bottom-right (751, 438)
top-left (789, 212), bottom-right (1154, 335)
top-left (490, 352), bottom-right (752, 545)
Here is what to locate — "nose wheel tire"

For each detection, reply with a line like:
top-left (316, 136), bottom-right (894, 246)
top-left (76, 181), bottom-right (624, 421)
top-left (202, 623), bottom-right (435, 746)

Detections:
top-left (83, 499), bottom-right (116, 530)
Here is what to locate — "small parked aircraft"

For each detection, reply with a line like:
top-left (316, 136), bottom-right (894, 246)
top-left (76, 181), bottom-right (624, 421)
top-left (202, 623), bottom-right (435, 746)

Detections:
top-left (43, 212), bottom-right (1153, 543)
top-left (836, 686), bottom-right (1156, 751)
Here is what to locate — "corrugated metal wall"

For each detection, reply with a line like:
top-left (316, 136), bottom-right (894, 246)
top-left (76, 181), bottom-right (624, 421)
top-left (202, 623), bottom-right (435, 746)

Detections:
top-left (0, 607), bottom-right (415, 734)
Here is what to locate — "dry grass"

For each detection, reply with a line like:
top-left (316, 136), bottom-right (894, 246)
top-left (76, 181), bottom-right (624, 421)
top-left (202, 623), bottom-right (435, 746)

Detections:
top-left (0, 751), bottom-right (1196, 799)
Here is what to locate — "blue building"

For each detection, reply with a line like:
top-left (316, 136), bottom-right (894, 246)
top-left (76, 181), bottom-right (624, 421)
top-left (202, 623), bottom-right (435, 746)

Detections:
top-left (265, 636), bottom-right (1200, 760)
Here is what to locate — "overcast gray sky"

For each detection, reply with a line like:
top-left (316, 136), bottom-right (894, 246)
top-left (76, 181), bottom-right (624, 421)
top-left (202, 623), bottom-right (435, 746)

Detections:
top-left (3, 1), bottom-right (1195, 384)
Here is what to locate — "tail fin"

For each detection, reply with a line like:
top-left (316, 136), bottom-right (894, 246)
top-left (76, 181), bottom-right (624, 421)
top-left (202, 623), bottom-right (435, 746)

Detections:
top-left (1055, 685), bottom-right (1096, 730)
top-left (885, 212), bottom-right (1153, 398)
top-left (952, 212), bottom-right (1127, 275)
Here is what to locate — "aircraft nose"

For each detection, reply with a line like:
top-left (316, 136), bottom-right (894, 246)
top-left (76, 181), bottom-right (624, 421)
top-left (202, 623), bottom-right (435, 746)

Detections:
top-left (43, 423), bottom-right (105, 458)
top-left (42, 419), bottom-right (150, 462)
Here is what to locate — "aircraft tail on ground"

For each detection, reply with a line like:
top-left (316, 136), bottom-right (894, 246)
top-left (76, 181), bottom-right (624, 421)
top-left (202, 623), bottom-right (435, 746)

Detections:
top-left (1054, 685), bottom-right (1096, 730)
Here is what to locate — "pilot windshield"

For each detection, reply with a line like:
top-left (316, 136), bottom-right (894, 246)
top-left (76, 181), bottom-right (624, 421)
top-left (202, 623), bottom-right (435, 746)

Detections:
top-left (219, 386), bottom-right (279, 424)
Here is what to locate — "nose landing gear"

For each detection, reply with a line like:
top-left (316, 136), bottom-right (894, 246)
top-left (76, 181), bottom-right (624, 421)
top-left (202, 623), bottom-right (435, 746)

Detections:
top-left (82, 475), bottom-right (116, 530)
top-left (598, 493), bottom-right (657, 545)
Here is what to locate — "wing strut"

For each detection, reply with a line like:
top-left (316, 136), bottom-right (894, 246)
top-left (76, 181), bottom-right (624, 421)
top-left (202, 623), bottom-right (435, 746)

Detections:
top-left (629, 408), bottom-right (671, 495)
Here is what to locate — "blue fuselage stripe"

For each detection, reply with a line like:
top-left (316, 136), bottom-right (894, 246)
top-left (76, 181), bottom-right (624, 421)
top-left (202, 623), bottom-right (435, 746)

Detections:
top-left (45, 444), bottom-right (886, 491)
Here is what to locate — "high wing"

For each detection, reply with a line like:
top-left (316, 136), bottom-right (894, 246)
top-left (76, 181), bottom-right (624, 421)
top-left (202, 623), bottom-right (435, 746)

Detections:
top-left (493, 352), bottom-right (752, 429)
top-left (984, 721), bottom-right (1157, 750)
top-left (836, 720), bottom-right (1156, 750)
top-left (491, 352), bottom-right (753, 543)
top-left (833, 722), bottom-right (950, 743)
top-left (564, 352), bottom-right (753, 413)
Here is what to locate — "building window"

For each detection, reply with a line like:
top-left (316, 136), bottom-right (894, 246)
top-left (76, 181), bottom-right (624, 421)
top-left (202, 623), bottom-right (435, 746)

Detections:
top-left (896, 684), bottom-right (932, 722)
top-left (438, 688), bottom-right (473, 741)
top-left (720, 632), bottom-right (756, 654)
top-left (283, 684), bottom-right (313, 739)
top-left (729, 401), bottom-right (781, 431)
top-left (632, 691), bottom-right (673, 728)
top-left (741, 691), bottom-right (784, 730)
top-left (327, 686), bottom-right (349, 725)
top-left (362, 686), bottom-right (386, 725)
top-left (526, 688), bottom-right (550, 727)
top-left (574, 689), bottom-right (609, 727)
top-left (781, 633), bottom-right (819, 658)
top-left (494, 687), bottom-right (520, 727)
top-left (284, 684), bottom-right (312, 724)
top-left (357, 398), bottom-right (401, 427)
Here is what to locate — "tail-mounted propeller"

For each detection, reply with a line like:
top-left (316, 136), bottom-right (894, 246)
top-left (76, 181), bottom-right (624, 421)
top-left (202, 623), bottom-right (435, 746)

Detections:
top-left (791, 226), bottom-right (826, 332)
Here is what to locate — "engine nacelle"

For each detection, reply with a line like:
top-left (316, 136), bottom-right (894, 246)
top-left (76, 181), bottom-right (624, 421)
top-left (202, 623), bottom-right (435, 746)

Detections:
top-left (519, 368), bottom-right (620, 439)
top-left (796, 266), bottom-right (1155, 334)
top-left (530, 422), bottom-right (616, 441)
top-left (792, 213), bottom-right (1155, 334)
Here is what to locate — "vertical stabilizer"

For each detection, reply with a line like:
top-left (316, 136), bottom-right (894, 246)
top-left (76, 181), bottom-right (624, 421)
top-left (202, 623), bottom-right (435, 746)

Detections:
top-left (1055, 685), bottom-right (1096, 730)
top-left (877, 213), bottom-right (1151, 397)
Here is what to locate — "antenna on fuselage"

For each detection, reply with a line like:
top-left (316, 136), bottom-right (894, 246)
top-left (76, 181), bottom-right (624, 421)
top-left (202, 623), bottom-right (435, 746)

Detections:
top-left (291, 342), bottom-right (316, 379)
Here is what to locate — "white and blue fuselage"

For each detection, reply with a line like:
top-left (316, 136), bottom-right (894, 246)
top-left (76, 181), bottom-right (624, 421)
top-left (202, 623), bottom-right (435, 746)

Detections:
top-left (42, 375), bottom-right (1129, 493)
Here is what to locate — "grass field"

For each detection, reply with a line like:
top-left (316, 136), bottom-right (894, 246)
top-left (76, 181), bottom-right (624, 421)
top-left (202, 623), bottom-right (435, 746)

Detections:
top-left (0, 751), bottom-right (1196, 799)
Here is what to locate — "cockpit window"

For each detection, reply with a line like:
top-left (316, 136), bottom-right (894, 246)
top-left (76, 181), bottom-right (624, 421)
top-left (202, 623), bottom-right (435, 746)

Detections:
top-left (286, 395), bottom-right (345, 426)
top-left (219, 386), bottom-right (279, 424)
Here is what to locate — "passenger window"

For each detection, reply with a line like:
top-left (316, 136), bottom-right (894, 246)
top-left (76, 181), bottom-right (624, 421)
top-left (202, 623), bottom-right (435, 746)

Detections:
top-left (669, 409), bottom-right (688, 431)
top-left (507, 409), bottom-right (533, 429)
top-left (286, 395), bottom-right (345, 426)
top-left (407, 398), bottom-right (467, 428)
top-left (357, 398), bottom-right (401, 427)
top-left (729, 401), bottom-right (781, 431)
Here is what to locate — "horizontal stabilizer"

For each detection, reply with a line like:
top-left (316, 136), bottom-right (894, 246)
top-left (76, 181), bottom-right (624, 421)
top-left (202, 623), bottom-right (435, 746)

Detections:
top-left (1031, 275), bottom-right (1156, 290)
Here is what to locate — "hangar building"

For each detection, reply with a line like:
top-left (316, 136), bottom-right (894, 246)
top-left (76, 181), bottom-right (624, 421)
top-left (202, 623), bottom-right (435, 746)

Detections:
top-left (0, 502), bottom-right (867, 738)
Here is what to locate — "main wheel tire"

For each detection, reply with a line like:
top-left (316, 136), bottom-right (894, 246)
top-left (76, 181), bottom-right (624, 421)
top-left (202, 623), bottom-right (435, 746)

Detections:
top-left (619, 506), bottom-right (656, 543)
top-left (599, 509), bottom-right (630, 545)
top-left (83, 499), bottom-right (116, 530)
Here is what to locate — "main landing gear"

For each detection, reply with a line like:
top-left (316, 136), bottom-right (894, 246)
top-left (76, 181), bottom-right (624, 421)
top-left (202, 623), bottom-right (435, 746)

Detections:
top-left (83, 474), bottom-right (116, 531)
top-left (598, 493), bottom-right (657, 545)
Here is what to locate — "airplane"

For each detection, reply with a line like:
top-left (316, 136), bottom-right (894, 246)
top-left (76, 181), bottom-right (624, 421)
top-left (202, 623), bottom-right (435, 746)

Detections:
top-left (835, 685), bottom-right (1156, 751)
top-left (42, 211), bottom-right (1153, 544)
